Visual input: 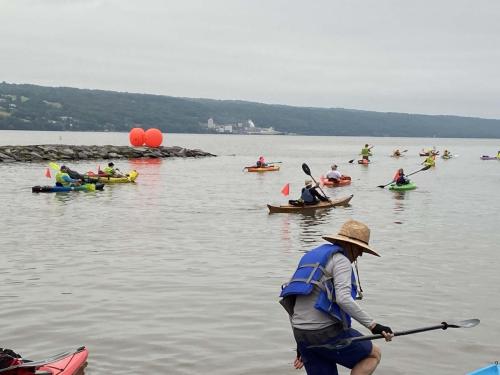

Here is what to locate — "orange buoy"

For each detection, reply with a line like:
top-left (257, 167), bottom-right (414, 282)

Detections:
top-left (129, 127), bottom-right (145, 147)
top-left (144, 128), bottom-right (163, 148)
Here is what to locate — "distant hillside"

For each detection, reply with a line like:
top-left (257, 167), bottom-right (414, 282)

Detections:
top-left (1, 82), bottom-right (499, 138)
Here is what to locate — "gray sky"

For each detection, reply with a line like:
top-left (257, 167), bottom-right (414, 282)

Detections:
top-left (1, 0), bottom-right (499, 119)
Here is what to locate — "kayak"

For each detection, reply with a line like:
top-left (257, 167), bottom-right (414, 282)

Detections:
top-left (267, 195), bottom-right (353, 213)
top-left (357, 159), bottom-right (369, 165)
top-left (320, 175), bottom-right (352, 187)
top-left (0, 346), bottom-right (88, 375)
top-left (441, 155), bottom-right (452, 159)
top-left (480, 156), bottom-right (499, 160)
top-left (85, 169), bottom-right (139, 183)
top-left (245, 165), bottom-right (280, 172)
top-left (419, 151), bottom-right (439, 156)
top-left (389, 182), bottom-right (417, 191)
top-left (32, 183), bottom-right (104, 193)
top-left (467, 363), bottom-right (500, 374)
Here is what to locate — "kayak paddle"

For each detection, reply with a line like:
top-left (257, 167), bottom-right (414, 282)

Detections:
top-left (308, 319), bottom-right (480, 350)
top-left (301, 163), bottom-right (329, 199)
top-left (377, 165), bottom-right (431, 188)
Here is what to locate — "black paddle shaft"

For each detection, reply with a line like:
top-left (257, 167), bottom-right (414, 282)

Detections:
top-left (351, 323), bottom-right (447, 345)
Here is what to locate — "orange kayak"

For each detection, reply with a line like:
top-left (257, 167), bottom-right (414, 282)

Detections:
top-left (245, 165), bottom-right (280, 172)
top-left (320, 175), bottom-right (352, 187)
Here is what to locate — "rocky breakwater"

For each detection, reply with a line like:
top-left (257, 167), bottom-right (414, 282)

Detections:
top-left (0, 145), bottom-right (216, 163)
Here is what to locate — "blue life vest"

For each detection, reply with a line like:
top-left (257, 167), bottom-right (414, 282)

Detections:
top-left (300, 187), bottom-right (315, 203)
top-left (280, 243), bottom-right (358, 328)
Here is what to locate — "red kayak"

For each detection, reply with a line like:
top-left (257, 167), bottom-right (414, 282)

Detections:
top-left (0, 347), bottom-right (88, 375)
top-left (357, 159), bottom-right (369, 165)
top-left (320, 175), bottom-right (352, 187)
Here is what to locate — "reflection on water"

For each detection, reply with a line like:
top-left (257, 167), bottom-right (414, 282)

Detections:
top-left (298, 209), bottom-right (333, 246)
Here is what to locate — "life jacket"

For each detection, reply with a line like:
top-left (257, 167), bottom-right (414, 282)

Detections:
top-left (300, 187), bottom-right (315, 203)
top-left (103, 166), bottom-right (115, 175)
top-left (280, 243), bottom-right (358, 329)
top-left (55, 172), bottom-right (70, 186)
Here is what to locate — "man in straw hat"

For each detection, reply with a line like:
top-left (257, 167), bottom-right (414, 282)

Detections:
top-left (279, 220), bottom-right (393, 375)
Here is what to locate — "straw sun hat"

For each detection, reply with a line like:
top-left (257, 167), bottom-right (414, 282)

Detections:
top-left (323, 219), bottom-right (380, 257)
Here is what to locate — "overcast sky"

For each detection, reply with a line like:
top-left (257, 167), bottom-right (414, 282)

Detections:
top-left (1, 0), bottom-right (499, 119)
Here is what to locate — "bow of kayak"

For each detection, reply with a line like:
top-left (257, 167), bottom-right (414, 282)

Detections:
top-left (2, 346), bottom-right (88, 375)
top-left (467, 364), bottom-right (500, 374)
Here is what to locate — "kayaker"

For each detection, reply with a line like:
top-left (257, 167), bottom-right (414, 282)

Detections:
top-left (103, 162), bottom-right (124, 177)
top-left (256, 156), bottom-right (268, 168)
top-left (325, 164), bottom-right (342, 183)
top-left (443, 149), bottom-right (451, 158)
top-left (64, 166), bottom-right (86, 181)
top-left (496, 150), bottom-right (500, 159)
top-left (289, 180), bottom-right (329, 206)
top-left (55, 166), bottom-right (81, 187)
top-left (0, 348), bottom-right (22, 370)
top-left (392, 149), bottom-right (401, 157)
top-left (279, 220), bottom-right (393, 375)
top-left (393, 168), bottom-right (410, 185)
top-left (360, 144), bottom-right (373, 161)
top-left (422, 154), bottom-right (436, 167)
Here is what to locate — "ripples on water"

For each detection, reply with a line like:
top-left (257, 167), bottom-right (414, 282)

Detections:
top-left (0, 131), bottom-right (499, 374)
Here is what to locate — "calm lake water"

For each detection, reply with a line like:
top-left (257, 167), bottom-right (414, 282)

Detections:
top-left (0, 130), bottom-right (499, 374)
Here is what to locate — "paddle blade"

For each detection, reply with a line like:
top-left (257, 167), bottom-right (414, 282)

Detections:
top-left (348, 159), bottom-right (354, 164)
top-left (302, 163), bottom-right (311, 176)
top-left (377, 185), bottom-right (386, 188)
top-left (49, 162), bottom-right (60, 171)
top-left (446, 319), bottom-right (480, 329)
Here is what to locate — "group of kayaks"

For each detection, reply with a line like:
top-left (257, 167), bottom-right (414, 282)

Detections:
top-left (32, 170), bottom-right (139, 193)
top-left (0, 346), bottom-right (87, 375)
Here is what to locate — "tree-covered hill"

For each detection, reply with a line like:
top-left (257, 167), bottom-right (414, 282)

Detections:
top-left (1, 82), bottom-right (499, 138)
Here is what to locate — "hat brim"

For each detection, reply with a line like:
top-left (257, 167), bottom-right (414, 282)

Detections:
top-left (322, 234), bottom-right (380, 257)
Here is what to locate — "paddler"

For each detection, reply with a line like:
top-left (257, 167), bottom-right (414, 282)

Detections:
top-left (392, 149), bottom-right (401, 157)
top-left (103, 162), bottom-right (124, 177)
top-left (496, 150), bottom-right (500, 160)
top-left (422, 154), bottom-right (436, 167)
top-left (325, 164), bottom-right (342, 183)
top-left (280, 220), bottom-right (393, 374)
top-left (443, 149), bottom-right (451, 158)
top-left (256, 156), bottom-right (268, 168)
top-left (393, 168), bottom-right (410, 185)
top-left (360, 144), bottom-right (373, 162)
top-left (55, 166), bottom-right (81, 187)
top-left (289, 180), bottom-right (329, 206)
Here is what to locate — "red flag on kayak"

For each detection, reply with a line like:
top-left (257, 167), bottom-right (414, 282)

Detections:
top-left (281, 183), bottom-right (290, 196)
top-left (45, 168), bottom-right (51, 178)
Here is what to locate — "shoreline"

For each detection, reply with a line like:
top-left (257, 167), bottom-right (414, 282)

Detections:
top-left (0, 144), bottom-right (216, 163)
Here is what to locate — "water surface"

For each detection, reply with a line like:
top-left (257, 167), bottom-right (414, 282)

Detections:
top-left (0, 131), bottom-right (499, 374)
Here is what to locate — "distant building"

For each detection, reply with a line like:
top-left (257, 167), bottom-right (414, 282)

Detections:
top-left (207, 118), bottom-right (215, 128)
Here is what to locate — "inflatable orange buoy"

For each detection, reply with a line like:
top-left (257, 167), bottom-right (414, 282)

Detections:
top-left (144, 128), bottom-right (163, 148)
top-left (129, 128), bottom-right (145, 147)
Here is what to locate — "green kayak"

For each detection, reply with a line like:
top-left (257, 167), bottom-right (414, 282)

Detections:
top-left (389, 182), bottom-right (417, 191)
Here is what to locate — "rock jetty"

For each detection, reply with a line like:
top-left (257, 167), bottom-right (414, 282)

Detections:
top-left (0, 145), bottom-right (215, 163)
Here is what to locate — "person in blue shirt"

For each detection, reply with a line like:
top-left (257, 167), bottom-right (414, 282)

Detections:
top-left (55, 166), bottom-right (81, 187)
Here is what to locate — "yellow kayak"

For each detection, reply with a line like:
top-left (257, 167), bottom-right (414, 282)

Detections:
top-left (86, 170), bottom-right (139, 183)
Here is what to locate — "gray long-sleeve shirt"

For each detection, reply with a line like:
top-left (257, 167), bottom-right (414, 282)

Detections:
top-left (291, 252), bottom-right (375, 330)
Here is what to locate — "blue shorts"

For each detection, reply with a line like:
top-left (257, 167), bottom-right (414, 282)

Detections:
top-left (294, 326), bottom-right (373, 375)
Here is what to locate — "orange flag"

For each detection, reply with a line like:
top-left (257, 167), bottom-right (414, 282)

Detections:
top-left (45, 168), bottom-right (51, 178)
top-left (281, 183), bottom-right (290, 196)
